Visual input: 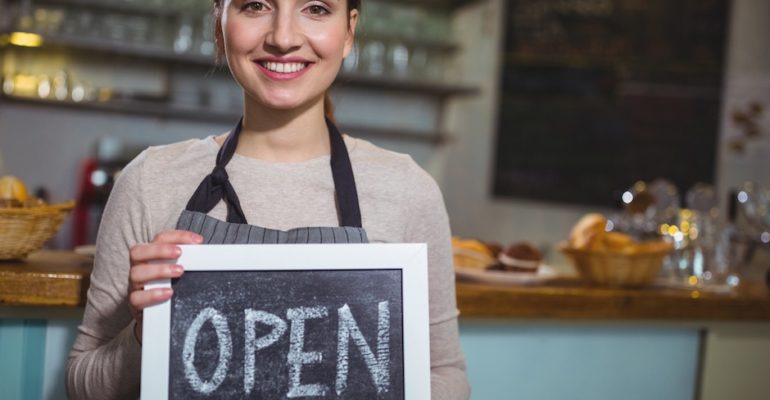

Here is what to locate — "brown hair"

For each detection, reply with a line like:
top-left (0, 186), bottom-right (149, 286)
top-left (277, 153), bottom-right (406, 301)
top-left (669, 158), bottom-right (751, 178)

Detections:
top-left (212, 0), bottom-right (361, 122)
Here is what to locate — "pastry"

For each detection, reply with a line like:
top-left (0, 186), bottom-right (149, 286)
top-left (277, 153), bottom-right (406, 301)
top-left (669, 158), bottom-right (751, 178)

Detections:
top-left (0, 175), bottom-right (28, 205)
top-left (452, 237), bottom-right (495, 270)
top-left (568, 213), bottom-right (607, 249)
top-left (496, 242), bottom-right (542, 273)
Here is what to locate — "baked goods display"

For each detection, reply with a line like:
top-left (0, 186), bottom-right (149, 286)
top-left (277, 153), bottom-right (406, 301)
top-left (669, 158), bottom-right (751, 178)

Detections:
top-left (453, 236), bottom-right (546, 272)
top-left (453, 236), bottom-right (558, 285)
top-left (561, 213), bottom-right (673, 287)
top-left (567, 213), bottom-right (672, 255)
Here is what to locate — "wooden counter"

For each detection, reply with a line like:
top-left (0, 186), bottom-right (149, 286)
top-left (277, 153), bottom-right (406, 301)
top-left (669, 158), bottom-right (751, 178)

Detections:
top-left (0, 251), bottom-right (91, 306)
top-left (3, 251), bottom-right (770, 321)
top-left (457, 280), bottom-right (770, 321)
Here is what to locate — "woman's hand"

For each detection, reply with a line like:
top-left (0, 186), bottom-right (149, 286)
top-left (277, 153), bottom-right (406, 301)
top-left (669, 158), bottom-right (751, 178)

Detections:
top-left (128, 230), bottom-right (203, 343)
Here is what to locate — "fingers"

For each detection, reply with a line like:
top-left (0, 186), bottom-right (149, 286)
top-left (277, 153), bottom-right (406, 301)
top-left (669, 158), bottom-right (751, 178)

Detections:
top-left (129, 243), bottom-right (181, 265)
top-left (126, 229), bottom-right (202, 318)
top-left (129, 230), bottom-right (203, 265)
top-left (129, 263), bottom-right (184, 290)
top-left (153, 230), bottom-right (204, 245)
top-left (130, 288), bottom-right (173, 312)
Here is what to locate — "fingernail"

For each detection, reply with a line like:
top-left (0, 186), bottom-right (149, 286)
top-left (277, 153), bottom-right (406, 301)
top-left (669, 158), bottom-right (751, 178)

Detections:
top-left (173, 265), bottom-right (184, 274)
top-left (194, 235), bottom-right (203, 243)
top-left (174, 246), bottom-right (182, 256)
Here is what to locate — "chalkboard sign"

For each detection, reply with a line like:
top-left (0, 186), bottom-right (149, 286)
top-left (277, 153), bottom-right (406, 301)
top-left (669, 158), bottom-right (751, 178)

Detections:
top-left (494, 0), bottom-right (728, 206)
top-left (141, 244), bottom-right (430, 399)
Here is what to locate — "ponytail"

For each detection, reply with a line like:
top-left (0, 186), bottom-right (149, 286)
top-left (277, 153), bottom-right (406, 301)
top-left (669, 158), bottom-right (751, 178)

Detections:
top-left (324, 93), bottom-right (336, 123)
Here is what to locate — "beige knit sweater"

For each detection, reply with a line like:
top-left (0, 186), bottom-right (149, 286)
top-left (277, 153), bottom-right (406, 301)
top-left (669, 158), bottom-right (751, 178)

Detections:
top-left (66, 134), bottom-right (470, 399)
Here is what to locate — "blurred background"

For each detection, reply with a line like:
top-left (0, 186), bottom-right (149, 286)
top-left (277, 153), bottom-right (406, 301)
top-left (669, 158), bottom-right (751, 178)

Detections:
top-left (1, 0), bottom-right (769, 399)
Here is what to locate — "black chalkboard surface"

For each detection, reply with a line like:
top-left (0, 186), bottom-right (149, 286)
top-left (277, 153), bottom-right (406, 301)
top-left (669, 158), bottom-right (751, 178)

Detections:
top-left (168, 269), bottom-right (404, 399)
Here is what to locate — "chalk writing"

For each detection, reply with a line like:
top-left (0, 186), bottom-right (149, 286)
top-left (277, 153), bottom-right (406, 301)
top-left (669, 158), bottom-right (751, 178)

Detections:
top-left (243, 310), bottom-right (288, 395)
top-left (180, 303), bottom-right (392, 396)
top-left (287, 306), bottom-right (330, 398)
top-left (336, 302), bottom-right (390, 395)
top-left (182, 307), bottom-right (232, 394)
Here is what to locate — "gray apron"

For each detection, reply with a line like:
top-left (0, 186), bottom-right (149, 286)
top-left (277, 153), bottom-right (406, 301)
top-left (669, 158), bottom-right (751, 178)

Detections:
top-left (176, 117), bottom-right (368, 244)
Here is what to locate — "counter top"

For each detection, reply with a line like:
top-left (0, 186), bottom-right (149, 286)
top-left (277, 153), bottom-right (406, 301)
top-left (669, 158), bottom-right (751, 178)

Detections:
top-left (0, 251), bottom-right (91, 306)
top-left (456, 280), bottom-right (770, 321)
top-left (3, 251), bottom-right (770, 321)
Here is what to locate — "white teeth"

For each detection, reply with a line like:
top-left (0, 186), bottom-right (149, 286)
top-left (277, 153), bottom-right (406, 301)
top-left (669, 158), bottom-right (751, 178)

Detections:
top-left (261, 62), bottom-right (307, 73)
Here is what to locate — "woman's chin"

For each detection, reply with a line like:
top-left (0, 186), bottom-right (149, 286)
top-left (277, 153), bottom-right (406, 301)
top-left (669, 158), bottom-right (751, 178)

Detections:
top-left (249, 93), bottom-right (320, 113)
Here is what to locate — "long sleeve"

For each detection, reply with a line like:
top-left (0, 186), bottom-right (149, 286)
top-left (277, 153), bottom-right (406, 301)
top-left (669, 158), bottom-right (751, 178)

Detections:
top-left (403, 164), bottom-right (471, 400)
top-left (66, 151), bottom-right (152, 399)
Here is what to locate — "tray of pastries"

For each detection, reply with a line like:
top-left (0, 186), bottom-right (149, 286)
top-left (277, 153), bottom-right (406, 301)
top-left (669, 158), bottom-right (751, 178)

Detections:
top-left (452, 237), bottom-right (560, 285)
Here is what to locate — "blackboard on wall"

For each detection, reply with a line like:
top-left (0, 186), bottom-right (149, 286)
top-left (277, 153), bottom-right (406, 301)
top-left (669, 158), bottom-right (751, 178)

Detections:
top-left (140, 244), bottom-right (431, 400)
top-left (494, 0), bottom-right (729, 206)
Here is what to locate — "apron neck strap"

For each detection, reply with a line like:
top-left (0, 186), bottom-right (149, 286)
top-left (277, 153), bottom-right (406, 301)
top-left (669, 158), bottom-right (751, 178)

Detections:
top-left (327, 118), bottom-right (362, 228)
top-left (185, 117), bottom-right (362, 228)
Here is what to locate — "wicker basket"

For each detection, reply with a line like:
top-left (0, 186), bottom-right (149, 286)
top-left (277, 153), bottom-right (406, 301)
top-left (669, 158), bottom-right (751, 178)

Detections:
top-left (560, 243), bottom-right (672, 288)
top-left (0, 201), bottom-right (75, 260)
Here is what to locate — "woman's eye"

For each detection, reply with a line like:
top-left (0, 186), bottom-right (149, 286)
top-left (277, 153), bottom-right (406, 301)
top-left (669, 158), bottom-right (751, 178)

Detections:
top-left (242, 1), bottom-right (267, 12)
top-left (306, 4), bottom-right (330, 16)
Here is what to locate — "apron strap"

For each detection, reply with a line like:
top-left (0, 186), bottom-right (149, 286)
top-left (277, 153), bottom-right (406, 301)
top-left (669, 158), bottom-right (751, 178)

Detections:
top-left (327, 118), bottom-right (362, 228)
top-left (185, 118), bottom-right (248, 224)
top-left (185, 117), bottom-right (363, 228)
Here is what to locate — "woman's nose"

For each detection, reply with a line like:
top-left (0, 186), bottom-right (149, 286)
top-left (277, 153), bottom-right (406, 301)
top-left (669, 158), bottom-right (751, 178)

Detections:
top-left (265, 11), bottom-right (302, 52)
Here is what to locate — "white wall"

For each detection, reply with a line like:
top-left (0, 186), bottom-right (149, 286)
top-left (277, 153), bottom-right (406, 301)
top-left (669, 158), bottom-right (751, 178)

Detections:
top-left (716, 0), bottom-right (770, 199)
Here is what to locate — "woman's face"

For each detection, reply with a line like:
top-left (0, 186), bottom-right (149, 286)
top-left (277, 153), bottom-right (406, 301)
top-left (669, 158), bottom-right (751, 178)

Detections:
top-left (221, 0), bottom-right (357, 111)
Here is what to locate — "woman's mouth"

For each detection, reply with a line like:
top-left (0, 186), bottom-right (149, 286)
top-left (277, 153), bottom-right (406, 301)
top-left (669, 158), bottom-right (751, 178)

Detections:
top-left (255, 60), bottom-right (313, 80)
top-left (259, 61), bottom-right (309, 74)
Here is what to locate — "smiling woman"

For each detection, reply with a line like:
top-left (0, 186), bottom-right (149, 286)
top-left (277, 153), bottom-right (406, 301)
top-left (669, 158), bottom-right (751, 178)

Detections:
top-left (65, 1), bottom-right (470, 399)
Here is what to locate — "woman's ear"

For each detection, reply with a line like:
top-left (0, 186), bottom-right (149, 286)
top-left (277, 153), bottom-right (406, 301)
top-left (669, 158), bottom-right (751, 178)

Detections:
top-left (343, 9), bottom-right (359, 58)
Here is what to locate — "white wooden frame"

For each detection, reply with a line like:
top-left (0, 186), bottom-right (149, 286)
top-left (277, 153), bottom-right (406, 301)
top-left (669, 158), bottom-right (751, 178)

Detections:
top-left (141, 243), bottom-right (430, 399)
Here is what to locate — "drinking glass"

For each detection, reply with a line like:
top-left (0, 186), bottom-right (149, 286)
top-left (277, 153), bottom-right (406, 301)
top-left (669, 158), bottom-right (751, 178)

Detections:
top-left (663, 208), bottom-right (733, 289)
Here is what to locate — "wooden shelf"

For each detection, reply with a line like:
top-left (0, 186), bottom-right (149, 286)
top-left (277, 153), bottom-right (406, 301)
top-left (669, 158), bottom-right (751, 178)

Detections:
top-left (389, 0), bottom-right (482, 11)
top-left (38, 0), bottom-right (482, 15)
top-left (34, 34), bottom-right (465, 70)
top-left (336, 73), bottom-right (478, 97)
top-left (5, 32), bottom-right (478, 96)
top-left (36, 0), bottom-right (192, 18)
top-left (38, 33), bottom-right (219, 67)
top-left (0, 93), bottom-right (237, 122)
top-left (0, 94), bottom-right (452, 144)
top-left (342, 124), bottom-right (451, 145)
top-left (359, 32), bottom-right (460, 53)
